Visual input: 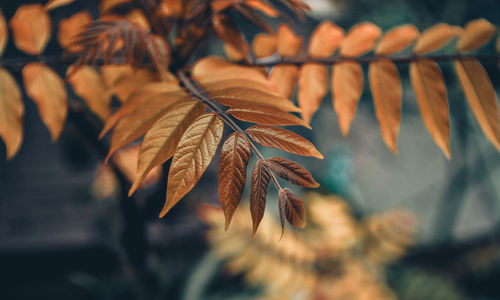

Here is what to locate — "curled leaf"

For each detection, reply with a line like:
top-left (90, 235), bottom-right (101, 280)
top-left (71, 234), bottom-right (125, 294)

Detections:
top-left (279, 188), bottom-right (306, 228)
top-left (266, 157), bottom-right (319, 188)
top-left (250, 159), bottom-right (272, 236)
top-left (457, 18), bottom-right (497, 52)
top-left (9, 4), bottom-right (51, 55)
top-left (333, 62), bottom-right (363, 136)
top-left (0, 69), bottom-right (23, 159)
top-left (375, 24), bottom-right (419, 55)
top-left (414, 23), bottom-right (462, 54)
top-left (227, 105), bottom-right (311, 128)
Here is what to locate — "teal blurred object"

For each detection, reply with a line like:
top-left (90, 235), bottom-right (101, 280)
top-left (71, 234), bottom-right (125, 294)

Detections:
top-left (320, 145), bottom-right (353, 196)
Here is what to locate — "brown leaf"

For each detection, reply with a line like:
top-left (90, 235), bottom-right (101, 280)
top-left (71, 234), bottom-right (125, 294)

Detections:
top-left (45, 0), bottom-right (75, 11)
top-left (368, 60), bottom-right (402, 154)
top-left (245, 1), bottom-right (280, 17)
top-left (250, 159), bottom-right (272, 236)
top-left (265, 157), bottom-right (318, 188)
top-left (308, 21), bottom-right (344, 58)
top-left (246, 125), bottom-right (323, 158)
top-left (218, 132), bottom-right (251, 230)
top-left (0, 9), bottom-right (7, 57)
top-left (333, 62), bottom-right (363, 136)
top-left (58, 11), bottom-right (92, 52)
top-left (375, 24), bottom-right (419, 55)
top-left (192, 56), bottom-right (233, 78)
top-left (279, 188), bottom-right (306, 228)
top-left (208, 87), bottom-right (300, 112)
top-left (9, 4), bottom-right (51, 55)
top-left (340, 22), bottom-right (381, 57)
top-left (224, 43), bottom-right (246, 61)
top-left (252, 33), bottom-right (277, 58)
top-left (414, 23), bottom-right (462, 54)
top-left (298, 64), bottom-right (328, 123)
top-left (227, 105), bottom-right (311, 128)
top-left (410, 59), bottom-right (450, 158)
top-left (22, 63), bottom-right (68, 141)
top-left (161, 113), bottom-right (224, 217)
top-left (0, 69), bottom-right (23, 159)
top-left (277, 24), bottom-right (303, 57)
top-left (109, 68), bottom-right (162, 103)
top-left (455, 59), bottom-right (500, 151)
top-left (100, 0), bottom-right (131, 14)
top-left (213, 13), bottom-right (250, 60)
top-left (106, 93), bottom-right (190, 161)
top-left (269, 65), bottom-right (299, 99)
top-left (457, 18), bottom-right (497, 52)
top-left (202, 79), bottom-right (276, 95)
top-left (129, 100), bottom-right (204, 195)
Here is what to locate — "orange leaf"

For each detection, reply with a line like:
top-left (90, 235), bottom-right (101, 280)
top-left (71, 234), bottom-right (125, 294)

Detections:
top-left (375, 24), bottom-right (419, 55)
top-left (22, 63), bottom-right (68, 141)
top-left (58, 11), bottom-right (92, 52)
top-left (455, 59), bottom-right (500, 151)
top-left (340, 22), bottom-right (381, 57)
top-left (192, 56), bottom-right (233, 79)
top-left (297, 64), bottom-right (328, 123)
top-left (368, 60), bottom-right (402, 154)
top-left (265, 156), bottom-right (318, 188)
top-left (410, 59), bottom-right (450, 158)
top-left (277, 24), bottom-right (303, 57)
top-left (250, 159), bottom-right (272, 236)
top-left (129, 100), bottom-right (204, 195)
top-left (100, 0), bottom-right (131, 14)
top-left (161, 113), bottom-right (224, 217)
top-left (246, 125), bottom-right (323, 158)
top-left (414, 23), bottom-right (462, 54)
top-left (333, 62), bottom-right (363, 136)
top-left (457, 18), bottom-right (497, 52)
top-left (245, 0), bottom-right (279, 17)
top-left (0, 9), bottom-right (7, 57)
top-left (218, 132), bottom-right (251, 230)
top-left (213, 13), bottom-right (250, 60)
top-left (252, 33), bottom-right (277, 58)
top-left (202, 79), bottom-right (275, 95)
top-left (308, 21), bottom-right (344, 58)
top-left (45, 0), bottom-right (75, 11)
top-left (9, 4), bottom-right (51, 55)
top-left (227, 105), bottom-right (311, 128)
top-left (0, 69), bottom-right (23, 159)
top-left (109, 68), bottom-right (162, 103)
top-left (279, 188), bottom-right (306, 228)
top-left (208, 87), bottom-right (300, 112)
top-left (269, 65), bottom-right (299, 99)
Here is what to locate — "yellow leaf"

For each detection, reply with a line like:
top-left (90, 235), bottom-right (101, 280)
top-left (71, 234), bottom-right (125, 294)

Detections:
top-left (0, 9), bottom-right (7, 57)
top-left (208, 87), bottom-right (300, 112)
top-left (129, 100), bottom-right (204, 195)
top-left (340, 22), bottom-right (381, 57)
top-left (297, 64), bottom-right (328, 123)
top-left (410, 59), bottom-right (450, 158)
top-left (333, 62), bottom-right (363, 136)
top-left (161, 113), bottom-right (224, 217)
top-left (45, 0), bottom-right (75, 11)
top-left (106, 93), bottom-right (190, 161)
top-left (455, 59), bottom-right (500, 151)
top-left (269, 65), bottom-right (299, 99)
top-left (308, 21), bottom-right (344, 58)
top-left (0, 69), bottom-right (23, 159)
top-left (252, 33), bottom-right (277, 58)
top-left (414, 23), bottom-right (462, 54)
top-left (67, 65), bottom-right (112, 120)
top-left (22, 63), bottom-right (67, 141)
top-left (9, 4), bottom-right (51, 55)
top-left (227, 105), bottom-right (311, 129)
top-left (277, 24), bottom-right (303, 57)
top-left (58, 11), bottom-right (92, 52)
top-left (369, 60), bottom-right (402, 154)
top-left (457, 18), bottom-right (497, 52)
top-left (375, 24), bottom-right (420, 55)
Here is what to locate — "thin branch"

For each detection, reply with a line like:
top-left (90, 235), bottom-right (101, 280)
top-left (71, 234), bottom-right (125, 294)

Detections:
top-left (177, 71), bottom-right (283, 190)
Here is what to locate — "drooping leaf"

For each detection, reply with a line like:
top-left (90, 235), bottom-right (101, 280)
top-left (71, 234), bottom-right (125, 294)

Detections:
top-left (252, 33), bottom-right (277, 58)
top-left (455, 59), bottom-right (500, 151)
top-left (307, 21), bottom-right (344, 58)
top-left (58, 11), bottom-right (92, 52)
top-left (107, 93), bottom-right (189, 161)
top-left (218, 132), bottom-right (251, 230)
top-left (129, 100), bottom-right (204, 195)
top-left (265, 157), bottom-right (318, 188)
top-left (369, 60), bottom-right (402, 154)
top-left (246, 125), bottom-right (323, 158)
top-left (279, 188), bottom-right (306, 228)
top-left (414, 23), bottom-right (462, 54)
top-left (161, 113), bottom-right (224, 217)
top-left (0, 69), bottom-right (23, 159)
top-left (22, 63), bottom-right (68, 141)
top-left (340, 22), bottom-right (381, 57)
top-left (333, 62), bottom-right (363, 136)
top-left (410, 59), bottom-right (450, 158)
top-left (9, 4), bottom-right (51, 55)
top-left (375, 24), bottom-right (419, 55)
top-left (213, 13), bottom-right (250, 60)
top-left (227, 105), bottom-right (311, 128)
top-left (44, 0), bottom-right (75, 11)
top-left (208, 87), bottom-right (300, 112)
top-left (109, 68), bottom-right (162, 103)
top-left (277, 24), bottom-right (303, 57)
top-left (297, 64), bottom-right (328, 123)
top-left (457, 18), bottom-right (497, 52)
top-left (0, 9), bottom-right (7, 57)
top-left (250, 159), bottom-right (272, 236)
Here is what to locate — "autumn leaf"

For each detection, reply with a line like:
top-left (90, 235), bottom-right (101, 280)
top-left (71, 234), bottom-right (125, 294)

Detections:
top-left (340, 22), bottom-right (381, 57)
top-left (270, 65), bottom-right (299, 99)
top-left (227, 105), bottom-right (311, 128)
top-left (369, 60), bottom-right (402, 154)
top-left (265, 157), bottom-right (318, 188)
top-left (129, 100), bottom-right (204, 195)
top-left (298, 64), bottom-right (328, 123)
top-left (455, 59), bottom-right (500, 151)
top-left (250, 159), bottom-right (272, 236)
top-left (0, 9), bottom-right (7, 57)
top-left (213, 13), bottom-right (250, 60)
top-left (9, 4), bottom-right (51, 55)
top-left (218, 132), bottom-right (251, 230)
top-left (414, 23), bottom-right (462, 54)
top-left (308, 21), bottom-right (344, 58)
top-left (457, 18), bottom-right (497, 52)
top-left (252, 33), bottom-right (277, 58)
top-left (192, 56), bottom-right (233, 78)
top-left (208, 87), bottom-right (300, 112)
top-left (333, 62), bottom-right (363, 136)
top-left (58, 11), bottom-right (92, 52)
top-left (100, 0), bottom-right (131, 14)
top-left (202, 79), bottom-right (276, 95)
top-left (279, 188), bottom-right (306, 228)
top-left (44, 0), bottom-right (75, 11)
top-left (160, 113), bottom-right (224, 217)
top-left (277, 24), bottom-right (303, 57)
top-left (22, 63), bottom-right (68, 141)
top-left (375, 24), bottom-right (419, 55)
top-left (0, 69), bottom-right (23, 159)
top-left (410, 59), bottom-right (450, 158)
top-left (246, 125), bottom-right (323, 158)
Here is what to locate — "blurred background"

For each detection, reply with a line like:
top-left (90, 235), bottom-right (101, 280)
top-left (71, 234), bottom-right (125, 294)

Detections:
top-left (1, 0), bottom-right (500, 299)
